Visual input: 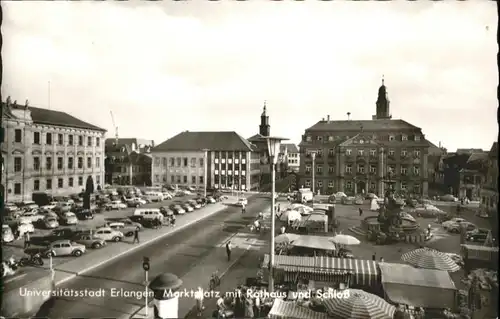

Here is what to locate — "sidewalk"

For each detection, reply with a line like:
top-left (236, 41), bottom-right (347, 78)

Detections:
top-left (51, 196), bottom-right (244, 286)
top-left (128, 203), bottom-right (276, 319)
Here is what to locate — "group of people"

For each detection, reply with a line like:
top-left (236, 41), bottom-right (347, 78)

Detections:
top-left (214, 286), bottom-right (268, 318)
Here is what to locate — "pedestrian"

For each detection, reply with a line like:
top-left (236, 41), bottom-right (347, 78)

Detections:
top-left (253, 219), bottom-right (260, 232)
top-left (258, 212), bottom-right (263, 220)
top-left (194, 287), bottom-right (204, 317)
top-left (277, 204), bottom-right (281, 212)
top-left (254, 293), bottom-right (261, 318)
top-left (245, 296), bottom-right (254, 318)
top-left (427, 224), bottom-right (431, 234)
top-left (170, 214), bottom-right (176, 227)
top-left (241, 204), bottom-right (246, 214)
top-left (24, 232), bottom-right (31, 250)
top-left (287, 195), bottom-right (291, 202)
top-left (133, 228), bottom-right (140, 244)
top-left (372, 253), bottom-right (376, 261)
top-left (359, 207), bottom-right (363, 216)
top-left (226, 241), bottom-right (232, 261)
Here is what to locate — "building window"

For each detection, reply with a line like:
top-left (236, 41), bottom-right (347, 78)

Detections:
top-left (359, 139), bottom-right (364, 144)
top-left (78, 136), bottom-right (83, 146)
top-left (95, 137), bottom-right (100, 147)
top-left (199, 176), bottom-right (204, 184)
top-left (68, 135), bottom-right (74, 146)
top-left (68, 157), bottom-right (74, 169)
top-left (161, 158), bottom-right (166, 166)
top-left (190, 158), bottom-right (196, 168)
top-left (171, 175), bottom-right (175, 183)
top-left (414, 184), bottom-right (420, 193)
top-left (370, 149), bottom-right (376, 156)
top-left (317, 136), bottom-right (323, 142)
top-left (169, 158), bottom-right (174, 166)
top-left (47, 179), bottom-right (53, 190)
top-left (346, 149), bottom-right (352, 156)
top-left (317, 165), bottom-right (322, 173)
top-left (154, 175), bottom-right (159, 182)
top-left (199, 158), bottom-right (204, 167)
top-left (414, 135), bottom-right (421, 141)
top-left (58, 178), bottom-right (64, 188)
top-left (306, 136), bottom-right (312, 142)
top-left (96, 176), bottom-right (100, 184)
top-left (328, 136), bottom-right (334, 142)
top-left (78, 157), bottom-right (83, 169)
top-left (191, 176), bottom-right (196, 184)
top-left (346, 181), bottom-right (352, 189)
top-left (401, 182), bottom-right (407, 190)
top-left (401, 149), bottom-right (407, 157)
top-left (328, 181), bottom-right (334, 188)
top-left (15, 129), bottom-right (22, 143)
top-left (401, 166), bottom-right (408, 175)
top-left (96, 157), bottom-right (100, 168)
top-left (328, 149), bottom-right (335, 157)
top-left (87, 136), bottom-right (92, 146)
top-left (358, 150), bottom-right (364, 156)
top-left (68, 177), bottom-right (74, 187)
top-left (46, 133), bottom-right (52, 145)
top-left (32, 157), bottom-right (40, 171)
top-left (221, 158), bottom-right (226, 164)
top-left (57, 157), bottom-right (63, 170)
top-left (328, 166), bottom-right (335, 173)
top-left (305, 165), bottom-right (311, 173)
top-left (45, 157), bottom-right (51, 170)
top-left (176, 175), bottom-right (181, 183)
top-left (388, 165), bottom-right (395, 173)
top-left (87, 157), bottom-right (92, 168)
top-left (317, 181), bottom-right (323, 187)
top-left (346, 164), bottom-right (352, 173)
top-left (389, 135), bottom-right (395, 141)
top-left (241, 159), bottom-right (246, 164)
top-left (388, 149), bottom-right (395, 156)
top-left (34, 180), bottom-right (40, 191)
top-left (370, 182), bottom-right (376, 190)
top-left (402, 135), bottom-right (408, 141)
top-left (14, 157), bottom-right (22, 172)
top-left (358, 165), bottom-right (365, 173)
top-left (183, 158), bottom-right (188, 167)
top-left (78, 176), bottom-right (83, 186)
top-left (58, 134), bottom-right (64, 145)
top-left (33, 132), bottom-right (40, 144)
top-left (176, 158), bottom-right (181, 166)
top-left (183, 175), bottom-right (188, 183)
top-left (154, 157), bottom-right (160, 166)
top-left (414, 167), bottom-right (420, 176)
top-left (215, 158), bottom-right (219, 164)
top-left (14, 183), bottom-right (21, 195)
top-left (370, 165), bottom-right (376, 173)
top-left (414, 150), bottom-right (420, 158)
top-left (305, 180), bottom-right (311, 187)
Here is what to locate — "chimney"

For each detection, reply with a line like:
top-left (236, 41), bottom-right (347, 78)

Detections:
top-left (347, 112), bottom-right (351, 121)
top-left (327, 115), bottom-right (330, 122)
top-left (322, 117), bottom-right (325, 121)
top-left (439, 141), bottom-right (442, 148)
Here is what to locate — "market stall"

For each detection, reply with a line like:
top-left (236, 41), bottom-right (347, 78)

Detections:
top-left (290, 213), bottom-right (328, 234)
top-left (379, 262), bottom-right (457, 311)
top-left (461, 244), bottom-right (499, 272)
top-left (267, 298), bottom-right (328, 319)
top-left (261, 254), bottom-right (379, 288)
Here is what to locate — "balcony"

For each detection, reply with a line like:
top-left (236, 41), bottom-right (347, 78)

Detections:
top-left (356, 154), bottom-right (367, 162)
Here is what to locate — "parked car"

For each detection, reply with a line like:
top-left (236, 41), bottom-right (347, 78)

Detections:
top-left (13, 221), bottom-right (35, 235)
top-left (105, 200), bottom-right (127, 210)
top-left (162, 192), bottom-right (173, 200)
top-left (55, 202), bottom-right (74, 213)
top-left (169, 204), bottom-right (186, 215)
top-left (72, 233), bottom-right (107, 249)
top-left (118, 218), bottom-right (143, 230)
top-left (43, 240), bottom-right (86, 257)
top-left (195, 198), bottom-right (207, 207)
top-left (187, 200), bottom-right (201, 209)
top-left (127, 197), bottom-right (147, 207)
top-left (447, 221), bottom-right (477, 234)
top-left (440, 194), bottom-right (458, 202)
top-left (31, 228), bottom-right (78, 245)
top-left (75, 209), bottom-right (95, 220)
top-left (182, 190), bottom-right (193, 195)
top-left (160, 206), bottom-right (175, 216)
top-left (181, 203), bottom-right (194, 212)
top-left (107, 222), bottom-right (138, 237)
top-left (60, 212), bottom-right (78, 225)
top-left (21, 211), bottom-right (45, 223)
top-left (2, 225), bottom-right (15, 243)
top-left (466, 228), bottom-right (489, 243)
top-left (442, 218), bottom-right (466, 230)
top-left (206, 196), bottom-right (216, 204)
top-left (42, 216), bottom-right (59, 229)
top-left (236, 198), bottom-right (248, 207)
top-left (94, 227), bottom-right (124, 242)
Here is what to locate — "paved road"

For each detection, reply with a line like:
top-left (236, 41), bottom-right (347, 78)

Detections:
top-left (34, 196), bottom-right (272, 318)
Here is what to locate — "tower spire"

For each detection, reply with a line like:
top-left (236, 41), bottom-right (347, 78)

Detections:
top-left (381, 74), bottom-right (384, 86)
top-left (259, 100), bottom-right (270, 136)
top-left (262, 100), bottom-right (267, 116)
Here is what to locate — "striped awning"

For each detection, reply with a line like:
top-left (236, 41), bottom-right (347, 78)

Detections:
top-left (461, 244), bottom-right (499, 261)
top-left (262, 255), bottom-right (379, 286)
top-left (267, 298), bottom-right (328, 319)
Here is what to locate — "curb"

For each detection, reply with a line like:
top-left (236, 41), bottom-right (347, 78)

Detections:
top-left (54, 201), bottom-right (238, 286)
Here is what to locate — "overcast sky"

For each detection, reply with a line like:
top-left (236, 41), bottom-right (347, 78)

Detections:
top-left (2, 1), bottom-right (497, 151)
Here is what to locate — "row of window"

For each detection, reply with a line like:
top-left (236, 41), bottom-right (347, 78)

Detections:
top-left (304, 134), bottom-right (422, 143)
top-left (154, 174), bottom-right (205, 184)
top-left (214, 170), bottom-right (247, 176)
top-left (305, 148), bottom-right (421, 158)
top-left (288, 159), bottom-right (299, 164)
top-left (13, 156), bottom-right (101, 172)
top-left (155, 157), bottom-right (205, 168)
top-left (11, 175), bottom-right (101, 195)
top-left (13, 129), bottom-right (101, 147)
top-left (305, 165), bottom-right (421, 175)
top-left (214, 158), bottom-right (246, 164)
top-left (303, 180), bottom-right (422, 191)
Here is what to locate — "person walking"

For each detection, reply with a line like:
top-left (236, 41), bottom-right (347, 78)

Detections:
top-left (241, 204), bottom-right (246, 214)
top-left (170, 214), bottom-right (176, 227)
top-left (359, 207), bottom-right (363, 216)
top-left (277, 203), bottom-right (281, 212)
top-left (132, 228), bottom-right (140, 244)
top-left (226, 241), bottom-right (232, 261)
top-left (23, 232), bottom-right (31, 250)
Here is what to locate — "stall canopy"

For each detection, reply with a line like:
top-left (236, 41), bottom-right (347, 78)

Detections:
top-left (267, 298), bottom-right (328, 319)
top-left (291, 235), bottom-right (336, 250)
top-left (379, 263), bottom-right (457, 309)
top-left (262, 254), bottom-right (379, 286)
top-left (461, 244), bottom-right (499, 261)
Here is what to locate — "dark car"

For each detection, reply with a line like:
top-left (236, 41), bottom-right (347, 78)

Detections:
top-left (466, 228), bottom-right (489, 243)
top-left (31, 228), bottom-right (80, 245)
top-left (75, 209), bottom-right (95, 220)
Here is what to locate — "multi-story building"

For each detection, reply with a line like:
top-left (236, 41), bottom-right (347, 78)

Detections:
top-left (1, 97), bottom-right (106, 202)
top-left (480, 142), bottom-right (498, 238)
top-left (279, 143), bottom-right (300, 172)
top-left (248, 103), bottom-right (273, 186)
top-left (104, 138), bottom-right (154, 186)
top-left (427, 141), bottom-right (447, 196)
top-left (151, 131), bottom-right (260, 191)
top-left (298, 79), bottom-right (432, 197)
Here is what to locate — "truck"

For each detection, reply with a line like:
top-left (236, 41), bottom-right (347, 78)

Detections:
top-left (296, 188), bottom-right (313, 203)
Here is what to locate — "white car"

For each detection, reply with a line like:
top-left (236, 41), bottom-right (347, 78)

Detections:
top-left (2, 225), bottom-right (15, 243)
top-left (18, 221), bottom-right (35, 234)
top-left (21, 211), bottom-right (45, 223)
top-left (236, 198), bottom-right (248, 206)
top-left (61, 212), bottom-right (78, 225)
top-left (162, 192), bottom-right (173, 200)
top-left (206, 196), bottom-right (216, 204)
top-left (94, 227), bottom-right (124, 242)
top-left (105, 200), bottom-right (127, 210)
top-left (182, 190), bottom-right (192, 195)
top-left (187, 186), bottom-right (197, 192)
top-left (442, 218), bottom-right (466, 230)
top-left (41, 202), bottom-right (58, 211)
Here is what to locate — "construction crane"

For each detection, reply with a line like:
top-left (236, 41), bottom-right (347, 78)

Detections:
top-left (110, 111), bottom-right (119, 145)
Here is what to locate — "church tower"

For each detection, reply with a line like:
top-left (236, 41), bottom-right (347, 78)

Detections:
top-left (373, 76), bottom-right (392, 120)
top-left (259, 101), bottom-right (270, 136)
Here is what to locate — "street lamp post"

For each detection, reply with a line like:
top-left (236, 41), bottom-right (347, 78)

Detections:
top-left (202, 149), bottom-right (209, 198)
top-left (261, 136), bottom-right (288, 293)
top-left (310, 151), bottom-right (317, 207)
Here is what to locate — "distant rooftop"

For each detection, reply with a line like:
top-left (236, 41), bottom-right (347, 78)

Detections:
top-left (153, 131), bottom-right (254, 152)
top-left (306, 119), bottom-right (420, 132)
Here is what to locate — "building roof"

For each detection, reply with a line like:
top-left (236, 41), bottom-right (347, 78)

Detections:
top-left (467, 152), bottom-right (489, 163)
top-left (489, 142), bottom-right (498, 158)
top-left (280, 143), bottom-right (299, 153)
top-left (248, 133), bottom-right (265, 142)
top-left (306, 119), bottom-right (420, 132)
top-left (105, 138), bottom-right (153, 149)
top-left (152, 131), bottom-right (254, 152)
top-left (456, 148), bottom-right (484, 154)
top-left (2, 102), bottom-right (106, 132)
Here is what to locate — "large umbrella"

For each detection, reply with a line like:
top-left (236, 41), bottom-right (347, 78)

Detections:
top-left (331, 234), bottom-right (361, 246)
top-left (279, 210), bottom-right (302, 222)
top-left (291, 235), bottom-right (336, 251)
top-left (275, 233), bottom-right (300, 244)
top-left (323, 289), bottom-right (396, 319)
top-left (401, 248), bottom-right (461, 272)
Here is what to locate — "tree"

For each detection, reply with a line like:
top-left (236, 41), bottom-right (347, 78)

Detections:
top-left (83, 176), bottom-right (94, 210)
